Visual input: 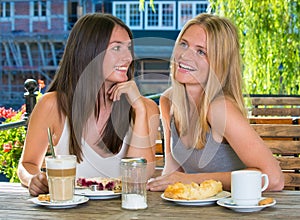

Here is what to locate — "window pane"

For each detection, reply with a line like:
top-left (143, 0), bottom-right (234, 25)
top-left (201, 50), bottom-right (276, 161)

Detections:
top-left (115, 4), bottom-right (126, 22)
top-left (41, 0), bottom-right (47, 16)
top-left (129, 4), bottom-right (140, 26)
top-left (196, 3), bottom-right (208, 14)
top-left (34, 1), bottom-right (39, 16)
top-left (180, 3), bottom-right (193, 26)
top-left (95, 3), bottom-right (102, 12)
top-left (144, 61), bottom-right (169, 70)
top-left (0, 3), bottom-right (3, 17)
top-left (147, 4), bottom-right (158, 26)
top-left (6, 3), bottom-right (10, 17)
top-left (162, 4), bottom-right (174, 27)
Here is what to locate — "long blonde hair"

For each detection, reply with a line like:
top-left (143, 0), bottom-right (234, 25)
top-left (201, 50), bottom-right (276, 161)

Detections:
top-left (170, 13), bottom-right (247, 149)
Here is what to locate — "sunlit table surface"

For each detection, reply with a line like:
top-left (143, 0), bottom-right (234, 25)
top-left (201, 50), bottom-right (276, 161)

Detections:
top-left (1, 181), bottom-right (300, 219)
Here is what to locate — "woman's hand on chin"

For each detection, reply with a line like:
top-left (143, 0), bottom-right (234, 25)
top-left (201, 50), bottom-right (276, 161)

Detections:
top-left (107, 81), bottom-right (144, 109)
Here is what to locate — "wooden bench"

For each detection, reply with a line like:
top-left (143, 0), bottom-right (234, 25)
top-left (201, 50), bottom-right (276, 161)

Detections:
top-left (249, 116), bottom-right (297, 125)
top-left (249, 95), bottom-right (300, 117)
top-left (251, 123), bottom-right (300, 190)
top-left (247, 95), bottom-right (300, 189)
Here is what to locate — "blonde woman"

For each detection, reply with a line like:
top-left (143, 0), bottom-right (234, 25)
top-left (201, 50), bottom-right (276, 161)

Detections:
top-left (147, 13), bottom-right (284, 192)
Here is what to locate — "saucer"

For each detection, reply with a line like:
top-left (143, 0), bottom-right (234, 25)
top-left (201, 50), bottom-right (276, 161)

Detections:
top-left (217, 197), bottom-right (276, 213)
top-left (75, 189), bottom-right (121, 200)
top-left (29, 195), bottom-right (89, 209)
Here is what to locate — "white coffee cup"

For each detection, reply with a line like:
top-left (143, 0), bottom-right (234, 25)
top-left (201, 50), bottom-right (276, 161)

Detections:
top-left (231, 170), bottom-right (269, 206)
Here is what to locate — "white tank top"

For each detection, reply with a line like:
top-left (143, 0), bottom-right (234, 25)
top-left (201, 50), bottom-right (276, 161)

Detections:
top-left (54, 119), bottom-right (129, 178)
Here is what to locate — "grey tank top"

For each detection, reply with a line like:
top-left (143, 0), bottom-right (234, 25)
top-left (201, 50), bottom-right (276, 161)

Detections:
top-left (171, 120), bottom-right (245, 173)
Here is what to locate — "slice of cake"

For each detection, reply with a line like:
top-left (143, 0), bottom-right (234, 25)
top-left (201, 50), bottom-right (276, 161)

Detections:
top-left (76, 177), bottom-right (122, 192)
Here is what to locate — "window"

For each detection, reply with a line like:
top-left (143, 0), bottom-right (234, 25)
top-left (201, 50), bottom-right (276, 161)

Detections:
top-left (135, 59), bottom-right (171, 95)
top-left (68, 2), bottom-right (78, 30)
top-left (145, 1), bottom-right (175, 29)
top-left (0, 2), bottom-right (11, 18)
top-left (33, 0), bottom-right (47, 17)
top-left (30, 0), bottom-right (50, 31)
top-left (178, 1), bottom-right (209, 28)
top-left (113, 2), bottom-right (142, 30)
top-left (94, 0), bottom-right (103, 12)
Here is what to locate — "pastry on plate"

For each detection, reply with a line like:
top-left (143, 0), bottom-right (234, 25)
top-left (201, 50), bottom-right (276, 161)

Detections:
top-left (164, 179), bottom-right (223, 200)
top-left (37, 194), bottom-right (50, 202)
top-left (258, 197), bottom-right (274, 206)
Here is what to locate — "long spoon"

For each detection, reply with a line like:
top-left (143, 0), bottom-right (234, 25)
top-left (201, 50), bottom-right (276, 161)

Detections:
top-left (47, 127), bottom-right (56, 158)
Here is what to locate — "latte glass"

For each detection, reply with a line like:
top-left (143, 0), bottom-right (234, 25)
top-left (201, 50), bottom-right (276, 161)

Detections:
top-left (45, 155), bottom-right (77, 203)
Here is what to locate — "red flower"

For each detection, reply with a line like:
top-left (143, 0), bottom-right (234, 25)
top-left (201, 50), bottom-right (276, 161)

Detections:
top-left (3, 143), bottom-right (13, 153)
top-left (0, 107), bottom-right (17, 119)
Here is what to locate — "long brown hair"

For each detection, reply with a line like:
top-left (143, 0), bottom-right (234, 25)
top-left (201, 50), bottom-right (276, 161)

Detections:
top-left (47, 13), bottom-right (134, 162)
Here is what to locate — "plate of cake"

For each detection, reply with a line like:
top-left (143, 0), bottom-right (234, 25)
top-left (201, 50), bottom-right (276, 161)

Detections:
top-left (161, 179), bottom-right (230, 206)
top-left (75, 177), bottom-right (121, 200)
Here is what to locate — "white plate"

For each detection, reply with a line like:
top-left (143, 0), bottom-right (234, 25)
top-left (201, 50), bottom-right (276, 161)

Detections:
top-left (75, 189), bottom-right (121, 200)
top-left (28, 195), bottom-right (89, 209)
top-left (161, 191), bottom-right (231, 206)
top-left (217, 197), bottom-right (276, 212)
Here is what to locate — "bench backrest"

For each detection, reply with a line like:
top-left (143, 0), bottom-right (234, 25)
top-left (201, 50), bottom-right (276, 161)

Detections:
top-left (249, 96), bottom-right (300, 117)
top-left (251, 123), bottom-right (300, 190)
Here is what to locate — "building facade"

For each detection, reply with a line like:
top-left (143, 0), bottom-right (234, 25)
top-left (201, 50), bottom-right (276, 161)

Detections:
top-left (0, 0), bottom-right (209, 108)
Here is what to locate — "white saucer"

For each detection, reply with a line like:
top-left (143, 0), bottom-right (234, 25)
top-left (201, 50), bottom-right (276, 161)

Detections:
top-left (161, 191), bottom-right (231, 206)
top-left (29, 195), bottom-right (89, 209)
top-left (75, 189), bottom-right (121, 200)
top-left (217, 197), bottom-right (276, 212)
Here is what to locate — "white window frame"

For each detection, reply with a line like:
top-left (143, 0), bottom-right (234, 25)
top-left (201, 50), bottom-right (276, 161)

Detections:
top-left (145, 1), bottom-right (176, 30)
top-left (0, 2), bottom-right (13, 21)
top-left (29, 0), bottom-right (51, 32)
top-left (31, 0), bottom-right (49, 20)
top-left (113, 1), bottom-right (143, 30)
top-left (178, 1), bottom-right (209, 29)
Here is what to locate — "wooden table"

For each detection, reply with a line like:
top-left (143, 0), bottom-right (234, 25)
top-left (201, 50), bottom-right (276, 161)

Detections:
top-left (1, 182), bottom-right (300, 219)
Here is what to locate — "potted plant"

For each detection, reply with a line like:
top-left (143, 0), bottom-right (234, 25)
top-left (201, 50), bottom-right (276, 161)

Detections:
top-left (0, 106), bottom-right (26, 182)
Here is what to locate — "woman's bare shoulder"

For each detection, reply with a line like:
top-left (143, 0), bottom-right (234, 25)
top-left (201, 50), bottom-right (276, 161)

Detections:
top-left (142, 96), bottom-right (159, 115)
top-left (37, 92), bottom-right (57, 104)
top-left (160, 89), bottom-right (172, 112)
top-left (32, 92), bottom-right (60, 117)
top-left (161, 88), bottom-right (172, 98)
top-left (210, 96), bottom-right (241, 114)
top-left (208, 96), bottom-right (245, 126)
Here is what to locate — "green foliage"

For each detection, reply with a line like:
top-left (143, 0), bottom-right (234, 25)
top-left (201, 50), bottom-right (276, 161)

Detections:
top-left (0, 81), bottom-right (44, 182)
top-left (0, 110), bottom-right (26, 182)
top-left (209, 0), bottom-right (300, 95)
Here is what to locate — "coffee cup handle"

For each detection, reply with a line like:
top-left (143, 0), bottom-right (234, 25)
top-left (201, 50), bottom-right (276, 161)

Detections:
top-left (261, 174), bottom-right (269, 191)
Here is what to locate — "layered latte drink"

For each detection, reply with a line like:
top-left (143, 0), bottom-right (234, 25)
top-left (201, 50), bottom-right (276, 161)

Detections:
top-left (45, 155), bottom-right (77, 203)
